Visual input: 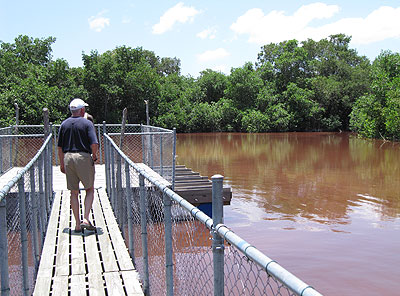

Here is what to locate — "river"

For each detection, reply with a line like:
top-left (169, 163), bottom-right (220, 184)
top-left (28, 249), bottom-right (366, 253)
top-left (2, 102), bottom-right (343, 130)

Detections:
top-left (176, 132), bottom-right (400, 296)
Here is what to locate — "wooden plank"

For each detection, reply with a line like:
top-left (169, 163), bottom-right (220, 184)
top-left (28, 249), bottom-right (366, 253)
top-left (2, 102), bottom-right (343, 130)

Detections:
top-left (88, 273), bottom-right (106, 296)
top-left (97, 189), bottom-right (135, 271)
top-left (84, 211), bottom-right (103, 275)
top-left (103, 272), bottom-right (126, 296)
top-left (175, 176), bottom-right (209, 181)
top-left (70, 274), bottom-right (87, 296)
top-left (175, 183), bottom-right (212, 190)
top-left (51, 275), bottom-right (69, 295)
top-left (55, 193), bottom-right (71, 276)
top-left (91, 194), bottom-right (119, 272)
top-left (71, 194), bottom-right (85, 275)
top-left (33, 191), bottom-right (62, 296)
top-left (121, 270), bottom-right (144, 295)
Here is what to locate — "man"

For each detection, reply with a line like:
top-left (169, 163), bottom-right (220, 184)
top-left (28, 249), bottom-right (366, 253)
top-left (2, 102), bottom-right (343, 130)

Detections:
top-left (58, 98), bottom-right (99, 232)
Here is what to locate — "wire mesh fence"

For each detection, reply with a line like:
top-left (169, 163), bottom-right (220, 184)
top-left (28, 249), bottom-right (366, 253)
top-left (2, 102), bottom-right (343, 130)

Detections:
top-left (104, 133), bottom-right (323, 296)
top-left (0, 134), bottom-right (53, 296)
top-left (0, 125), bottom-right (49, 175)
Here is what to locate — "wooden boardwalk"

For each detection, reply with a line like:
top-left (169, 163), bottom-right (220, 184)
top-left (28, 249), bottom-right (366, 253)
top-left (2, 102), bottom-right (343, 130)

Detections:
top-left (33, 165), bottom-right (144, 295)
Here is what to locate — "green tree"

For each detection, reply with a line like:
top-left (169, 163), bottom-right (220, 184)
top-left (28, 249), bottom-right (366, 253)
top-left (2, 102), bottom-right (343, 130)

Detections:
top-left (197, 69), bottom-right (228, 103)
top-left (224, 62), bottom-right (263, 110)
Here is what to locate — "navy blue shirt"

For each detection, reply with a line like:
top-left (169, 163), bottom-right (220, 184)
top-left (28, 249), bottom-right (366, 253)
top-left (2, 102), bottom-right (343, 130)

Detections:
top-left (58, 117), bottom-right (98, 153)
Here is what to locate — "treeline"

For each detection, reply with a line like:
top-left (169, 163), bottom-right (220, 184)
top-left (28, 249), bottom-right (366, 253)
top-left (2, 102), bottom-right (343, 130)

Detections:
top-left (1, 34), bottom-right (400, 139)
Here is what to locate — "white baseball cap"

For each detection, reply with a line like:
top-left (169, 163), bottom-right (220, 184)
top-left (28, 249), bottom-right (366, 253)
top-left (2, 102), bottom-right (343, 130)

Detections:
top-left (69, 98), bottom-right (88, 111)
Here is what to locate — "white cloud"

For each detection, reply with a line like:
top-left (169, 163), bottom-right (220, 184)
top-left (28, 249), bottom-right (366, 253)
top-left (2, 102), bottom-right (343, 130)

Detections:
top-left (152, 2), bottom-right (200, 34)
top-left (197, 28), bottom-right (217, 40)
top-left (197, 48), bottom-right (230, 62)
top-left (88, 11), bottom-right (110, 32)
top-left (230, 3), bottom-right (400, 45)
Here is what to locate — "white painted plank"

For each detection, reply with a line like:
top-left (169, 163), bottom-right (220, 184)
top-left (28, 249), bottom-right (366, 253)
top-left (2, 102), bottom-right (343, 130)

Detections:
top-left (55, 193), bottom-right (71, 276)
top-left (91, 194), bottom-right (119, 272)
top-left (70, 274), bottom-right (87, 296)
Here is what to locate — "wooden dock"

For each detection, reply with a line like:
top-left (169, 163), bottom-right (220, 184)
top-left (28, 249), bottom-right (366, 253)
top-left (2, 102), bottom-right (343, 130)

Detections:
top-left (174, 165), bottom-right (232, 206)
top-left (33, 166), bottom-right (143, 295)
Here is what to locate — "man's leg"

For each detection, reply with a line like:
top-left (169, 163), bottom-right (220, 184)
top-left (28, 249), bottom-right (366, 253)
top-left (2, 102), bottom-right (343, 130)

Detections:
top-left (70, 190), bottom-right (81, 231)
top-left (83, 186), bottom-right (94, 224)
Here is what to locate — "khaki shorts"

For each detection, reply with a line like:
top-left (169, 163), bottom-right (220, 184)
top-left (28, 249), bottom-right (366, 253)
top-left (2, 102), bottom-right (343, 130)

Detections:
top-left (64, 152), bottom-right (95, 190)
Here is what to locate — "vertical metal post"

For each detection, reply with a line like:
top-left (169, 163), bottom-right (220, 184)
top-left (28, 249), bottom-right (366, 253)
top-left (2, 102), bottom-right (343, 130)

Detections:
top-left (150, 132), bottom-right (154, 169)
top-left (124, 161), bottom-right (135, 263)
top-left (160, 135), bottom-right (163, 176)
top-left (38, 154), bottom-right (46, 238)
top-left (54, 124), bottom-right (58, 166)
top-left (163, 192), bottom-right (173, 296)
top-left (30, 166), bottom-right (40, 273)
top-left (18, 178), bottom-right (29, 295)
top-left (139, 175), bottom-right (149, 295)
top-left (212, 174), bottom-right (224, 296)
top-left (0, 198), bottom-right (10, 296)
top-left (110, 147), bottom-right (116, 209)
top-left (48, 131), bottom-right (53, 200)
top-left (116, 154), bottom-right (123, 231)
top-left (103, 123), bottom-right (109, 194)
top-left (9, 135), bottom-right (12, 169)
top-left (98, 124), bottom-right (103, 165)
top-left (172, 128), bottom-right (177, 190)
top-left (43, 144), bottom-right (50, 216)
top-left (0, 137), bottom-right (3, 174)
top-left (13, 103), bottom-right (19, 167)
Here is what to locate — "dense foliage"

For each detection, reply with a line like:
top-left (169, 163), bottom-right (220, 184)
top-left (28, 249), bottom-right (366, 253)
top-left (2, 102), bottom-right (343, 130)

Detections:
top-left (1, 34), bottom-right (400, 139)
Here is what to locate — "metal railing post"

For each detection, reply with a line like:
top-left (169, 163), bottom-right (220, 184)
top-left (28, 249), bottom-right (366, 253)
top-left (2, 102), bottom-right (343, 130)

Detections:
top-left (160, 135), bottom-right (163, 176)
top-left (116, 154), bottom-right (123, 232)
top-left (30, 166), bottom-right (40, 273)
top-left (18, 178), bottom-right (29, 295)
top-left (139, 175), bottom-right (149, 295)
top-left (163, 192), bottom-right (173, 296)
top-left (212, 174), bottom-right (224, 296)
top-left (0, 198), bottom-right (10, 296)
top-left (43, 145), bottom-right (50, 216)
top-left (48, 132), bottom-right (53, 200)
top-left (141, 124), bottom-right (146, 163)
top-left (38, 154), bottom-right (46, 238)
top-left (53, 124), bottom-right (58, 166)
top-left (110, 147), bottom-right (116, 209)
top-left (124, 161), bottom-right (135, 263)
top-left (103, 123), bottom-right (110, 194)
top-left (9, 136), bottom-right (12, 169)
top-left (98, 124), bottom-right (103, 165)
top-left (172, 128), bottom-right (176, 190)
top-left (150, 132), bottom-right (154, 169)
top-left (0, 137), bottom-right (3, 174)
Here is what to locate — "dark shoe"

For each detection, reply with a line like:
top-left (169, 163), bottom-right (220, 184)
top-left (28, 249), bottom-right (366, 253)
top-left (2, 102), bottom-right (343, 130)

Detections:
top-left (80, 221), bottom-right (96, 231)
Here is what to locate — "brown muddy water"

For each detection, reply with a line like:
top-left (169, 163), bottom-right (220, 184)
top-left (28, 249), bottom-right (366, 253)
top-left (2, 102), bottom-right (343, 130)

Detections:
top-left (176, 132), bottom-right (400, 296)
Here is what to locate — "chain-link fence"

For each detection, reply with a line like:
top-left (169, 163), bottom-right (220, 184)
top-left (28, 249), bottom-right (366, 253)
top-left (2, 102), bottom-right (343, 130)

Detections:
top-left (0, 126), bottom-right (48, 175)
top-left (104, 133), bottom-right (323, 296)
top-left (0, 134), bottom-right (53, 296)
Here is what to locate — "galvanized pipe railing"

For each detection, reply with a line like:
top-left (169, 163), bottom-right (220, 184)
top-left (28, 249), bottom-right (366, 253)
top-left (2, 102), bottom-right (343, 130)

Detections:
top-left (104, 133), bottom-right (323, 296)
top-left (0, 134), bottom-right (53, 296)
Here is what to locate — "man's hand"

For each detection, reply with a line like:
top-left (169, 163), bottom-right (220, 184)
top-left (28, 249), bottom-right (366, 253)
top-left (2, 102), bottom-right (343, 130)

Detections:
top-left (60, 164), bottom-right (65, 174)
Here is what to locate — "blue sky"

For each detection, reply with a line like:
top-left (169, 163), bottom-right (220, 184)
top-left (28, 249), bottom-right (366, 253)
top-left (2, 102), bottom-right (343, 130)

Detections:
top-left (1, 1), bottom-right (400, 77)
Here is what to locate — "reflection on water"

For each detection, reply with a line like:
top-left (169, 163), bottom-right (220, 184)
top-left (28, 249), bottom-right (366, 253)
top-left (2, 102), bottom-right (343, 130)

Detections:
top-left (176, 132), bottom-right (400, 296)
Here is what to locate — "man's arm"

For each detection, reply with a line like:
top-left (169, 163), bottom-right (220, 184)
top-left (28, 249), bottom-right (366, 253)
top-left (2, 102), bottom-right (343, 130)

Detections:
top-left (58, 147), bottom-right (65, 174)
top-left (91, 143), bottom-right (99, 162)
